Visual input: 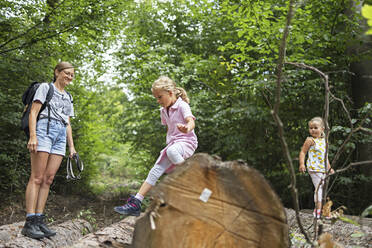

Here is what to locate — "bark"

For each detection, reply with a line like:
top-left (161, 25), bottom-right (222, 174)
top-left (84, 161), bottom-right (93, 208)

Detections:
top-left (69, 216), bottom-right (137, 248)
top-left (131, 153), bottom-right (289, 248)
top-left (347, 0), bottom-right (372, 177)
top-left (0, 219), bottom-right (92, 248)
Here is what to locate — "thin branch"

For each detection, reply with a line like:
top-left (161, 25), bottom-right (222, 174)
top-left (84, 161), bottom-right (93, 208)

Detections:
top-left (0, 26), bottom-right (76, 55)
top-left (285, 62), bottom-right (327, 80)
top-left (329, 92), bottom-right (353, 126)
top-left (285, 61), bottom-right (330, 243)
top-left (332, 160), bottom-right (372, 175)
top-left (0, 0), bottom-right (67, 50)
top-left (271, 0), bottom-right (312, 244)
top-left (331, 124), bottom-right (369, 168)
top-left (326, 152), bottom-right (353, 195)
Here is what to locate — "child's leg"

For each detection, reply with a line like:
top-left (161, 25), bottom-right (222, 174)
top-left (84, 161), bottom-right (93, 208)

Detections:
top-left (309, 172), bottom-right (325, 218)
top-left (144, 156), bottom-right (173, 188)
top-left (135, 144), bottom-right (186, 200)
top-left (114, 144), bottom-right (189, 216)
top-left (114, 155), bottom-right (173, 215)
top-left (166, 144), bottom-right (185, 165)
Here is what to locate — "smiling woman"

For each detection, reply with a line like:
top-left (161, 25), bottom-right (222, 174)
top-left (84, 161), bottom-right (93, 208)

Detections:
top-left (21, 61), bottom-right (78, 239)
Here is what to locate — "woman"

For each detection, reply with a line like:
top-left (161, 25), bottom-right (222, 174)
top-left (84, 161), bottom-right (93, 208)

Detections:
top-left (22, 62), bottom-right (76, 239)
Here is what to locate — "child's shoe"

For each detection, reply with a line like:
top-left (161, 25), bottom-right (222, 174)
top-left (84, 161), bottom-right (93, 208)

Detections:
top-left (313, 209), bottom-right (317, 218)
top-left (316, 209), bottom-right (321, 219)
top-left (114, 195), bottom-right (141, 216)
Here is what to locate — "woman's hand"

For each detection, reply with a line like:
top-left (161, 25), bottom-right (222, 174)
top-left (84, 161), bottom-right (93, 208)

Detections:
top-left (27, 136), bottom-right (38, 153)
top-left (69, 146), bottom-right (77, 158)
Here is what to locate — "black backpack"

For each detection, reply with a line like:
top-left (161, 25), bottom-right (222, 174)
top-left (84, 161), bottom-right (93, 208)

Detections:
top-left (21, 82), bottom-right (54, 138)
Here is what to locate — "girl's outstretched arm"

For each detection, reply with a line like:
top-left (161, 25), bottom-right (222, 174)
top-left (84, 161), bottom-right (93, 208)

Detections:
top-left (177, 116), bottom-right (195, 133)
top-left (299, 137), bottom-right (314, 173)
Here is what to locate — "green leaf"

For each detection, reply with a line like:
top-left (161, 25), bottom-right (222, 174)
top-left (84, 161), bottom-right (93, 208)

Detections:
top-left (361, 205), bottom-right (372, 217)
top-left (338, 216), bottom-right (360, 226)
top-left (362, 4), bottom-right (372, 34)
top-left (350, 232), bottom-right (365, 238)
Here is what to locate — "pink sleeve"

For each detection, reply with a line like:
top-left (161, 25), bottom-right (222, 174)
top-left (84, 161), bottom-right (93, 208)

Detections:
top-left (180, 102), bottom-right (195, 120)
top-left (160, 111), bottom-right (167, 125)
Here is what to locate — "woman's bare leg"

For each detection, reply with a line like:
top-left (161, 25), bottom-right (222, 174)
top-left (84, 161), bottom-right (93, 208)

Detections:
top-left (35, 154), bottom-right (63, 213)
top-left (25, 152), bottom-right (49, 214)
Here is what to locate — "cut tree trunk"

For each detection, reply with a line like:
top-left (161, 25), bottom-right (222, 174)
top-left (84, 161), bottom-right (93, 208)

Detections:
top-left (131, 153), bottom-right (289, 248)
top-left (0, 219), bottom-right (92, 248)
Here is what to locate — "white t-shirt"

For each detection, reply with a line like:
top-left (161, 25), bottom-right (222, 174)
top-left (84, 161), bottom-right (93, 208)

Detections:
top-left (33, 82), bottom-right (74, 124)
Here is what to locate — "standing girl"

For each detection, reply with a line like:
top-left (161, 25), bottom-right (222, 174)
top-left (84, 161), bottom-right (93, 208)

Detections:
top-left (299, 117), bottom-right (334, 218)
top-left (22, 62), bottom-right (76, 239)
top-left (114, 76), bottom-right (197, 216)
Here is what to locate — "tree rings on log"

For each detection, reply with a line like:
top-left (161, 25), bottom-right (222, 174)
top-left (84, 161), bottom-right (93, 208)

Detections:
top-left (131, 153), bottom-right (289, 248)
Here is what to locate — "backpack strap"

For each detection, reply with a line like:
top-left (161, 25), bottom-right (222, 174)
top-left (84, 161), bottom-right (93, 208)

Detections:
top-left (65, 91), bottom-right (73, 103)
top-left (45, 83), bottom-right (54, 135)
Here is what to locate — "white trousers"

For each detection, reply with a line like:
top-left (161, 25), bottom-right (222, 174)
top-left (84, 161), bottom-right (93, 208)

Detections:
top-left (309, 172), bottom-right (326, 203)
top-left (145, 143), bottom-right (186, 186)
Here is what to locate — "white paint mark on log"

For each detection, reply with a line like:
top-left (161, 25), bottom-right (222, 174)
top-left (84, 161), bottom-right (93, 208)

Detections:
top-left (199, 188), bottom-right (212, 202)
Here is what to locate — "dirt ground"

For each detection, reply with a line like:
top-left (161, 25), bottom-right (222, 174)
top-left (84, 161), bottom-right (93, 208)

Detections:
top-left (0, 193), bottom-right (127, 230)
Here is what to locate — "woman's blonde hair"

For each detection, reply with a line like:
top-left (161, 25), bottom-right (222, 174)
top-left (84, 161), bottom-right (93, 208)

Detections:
top-left (54, 61), bottom-right (74, 82)
top-left (152, 76), bottom-right (190, 103)
top-left (309, 116), bottom-right (325, 137)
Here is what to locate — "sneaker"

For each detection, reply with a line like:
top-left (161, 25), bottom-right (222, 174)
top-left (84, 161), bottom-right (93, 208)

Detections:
top-left (316, 209), bottom-right (321, 219)
top-left (21, 216), bottom-right (45, 239)
top-left (36, 214), bottom-right (56, 237)
top-left (114, 195), bottom-right (141, 216)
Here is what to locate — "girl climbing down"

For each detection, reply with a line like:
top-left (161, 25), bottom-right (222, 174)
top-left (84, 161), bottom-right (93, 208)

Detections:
top-left (114, 76), bottom-right (198, 216)
top-left (299, 117), bottom-right (334, 219)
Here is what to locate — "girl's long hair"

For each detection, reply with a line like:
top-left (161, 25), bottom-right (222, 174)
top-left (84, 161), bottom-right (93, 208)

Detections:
top-left (152, 76), bottom-right (190, 103)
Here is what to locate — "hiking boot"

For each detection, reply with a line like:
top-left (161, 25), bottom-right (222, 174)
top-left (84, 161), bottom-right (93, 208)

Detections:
top-left (36, 214), bottom-right (56, 237)
top-left (21, 216), bottom-right (45, 239)
top-left (114, 195), bottom-right (141, 216)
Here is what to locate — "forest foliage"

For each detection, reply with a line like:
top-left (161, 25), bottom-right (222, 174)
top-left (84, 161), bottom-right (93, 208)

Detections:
top-left (0, 0), bottom-right (371, 215)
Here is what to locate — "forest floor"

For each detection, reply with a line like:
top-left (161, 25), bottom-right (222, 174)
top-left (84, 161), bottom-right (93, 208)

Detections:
top-left (0, 193), bottom-right (127, 231)
top-left (1, 194), bottom-right (371, 247)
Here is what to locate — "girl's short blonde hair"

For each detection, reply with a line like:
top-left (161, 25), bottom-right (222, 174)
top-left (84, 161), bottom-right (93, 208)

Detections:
top-left (309, 116), bottom-right (326, 137)
top-left (152, 76), bottom-right (190, 103)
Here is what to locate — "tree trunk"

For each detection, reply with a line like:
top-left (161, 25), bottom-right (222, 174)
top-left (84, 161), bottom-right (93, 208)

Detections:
top-left (131, 153), bottom-right (289, 248)
top-left (350, 59), bottom-right (372, 177)
top-left (0, 219), bottom-right (92, 248)
top-left (348, 0), bottom-right (372, 177)
top-left (69, 216), bottom-right (137, 248)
